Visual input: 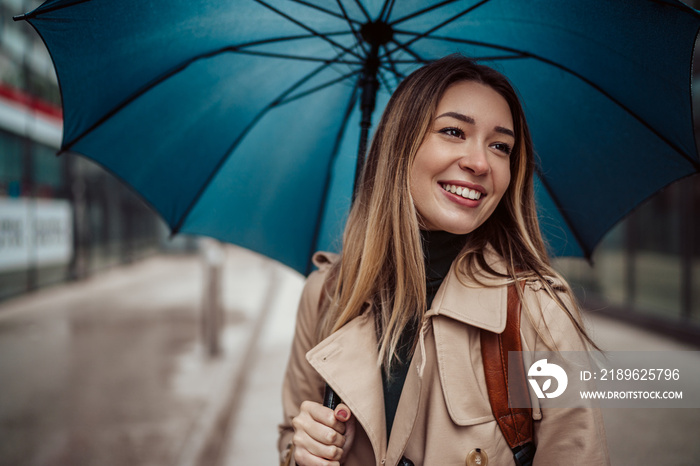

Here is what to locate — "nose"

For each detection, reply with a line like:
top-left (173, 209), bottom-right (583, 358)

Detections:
top-left (458, 145), bottom-right (490, 176)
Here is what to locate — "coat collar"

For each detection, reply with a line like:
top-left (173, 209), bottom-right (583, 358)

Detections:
top-left (312, 246), bottom-right (512, 340)
top-left (427, 245), bottom-right (510, 333)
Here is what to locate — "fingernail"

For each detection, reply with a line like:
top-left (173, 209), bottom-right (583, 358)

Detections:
top-left (337, 409), bottom-right (348, 420)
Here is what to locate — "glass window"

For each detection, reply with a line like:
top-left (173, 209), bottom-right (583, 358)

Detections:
top-left (34, 143), bottom-right (64, 196)
top-left (630, 186), bottom-right (682, 319)
top-left (0, 130), bottom-right (23, 197)
top-left (591, 221), bottom-right (628, 307)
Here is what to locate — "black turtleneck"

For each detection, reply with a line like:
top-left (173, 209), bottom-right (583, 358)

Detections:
top-left (382, 229), bottom-right (468, 440)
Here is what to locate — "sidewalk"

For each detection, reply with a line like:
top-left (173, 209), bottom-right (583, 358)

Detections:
top-left (0, 248), bottom-right (698, 465)
top-left (0, 245), bottom-right (304, 466)
top-left (583, 312), bottom-right (700, 465)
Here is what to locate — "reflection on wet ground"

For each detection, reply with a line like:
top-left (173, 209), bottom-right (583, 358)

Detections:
top-left (0, 250), bottom-right (268, 466)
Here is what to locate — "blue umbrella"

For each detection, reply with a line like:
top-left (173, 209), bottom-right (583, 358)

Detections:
top-left (15, 0), bottom-right (700, 274)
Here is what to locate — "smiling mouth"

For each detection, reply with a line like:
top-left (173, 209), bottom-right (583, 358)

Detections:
top-left (441, 183), bottom-right (482, 200)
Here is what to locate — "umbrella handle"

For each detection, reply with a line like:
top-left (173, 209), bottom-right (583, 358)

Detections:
top-left (323, 383), bottom-right (341, 410)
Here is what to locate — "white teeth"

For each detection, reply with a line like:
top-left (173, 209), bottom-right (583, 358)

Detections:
top-left (441, 184), bottom-right (482, 200)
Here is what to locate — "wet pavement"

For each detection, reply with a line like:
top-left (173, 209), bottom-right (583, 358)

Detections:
top-left (0, 259), bottom-right (201, 465)
top-left (0, 246), bottom-right (303, 466)
top-left (0, 246), bottom-right (698, 465)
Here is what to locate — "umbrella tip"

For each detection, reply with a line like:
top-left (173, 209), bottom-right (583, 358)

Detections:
top-left (13, 13), bottom-right (28, 21)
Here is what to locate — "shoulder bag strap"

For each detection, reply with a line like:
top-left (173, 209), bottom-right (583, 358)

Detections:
top-left (480, 281), bottom-right (536, 466)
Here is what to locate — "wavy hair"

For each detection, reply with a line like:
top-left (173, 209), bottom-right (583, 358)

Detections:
top-left (319, 55), bottom-right (597, 370)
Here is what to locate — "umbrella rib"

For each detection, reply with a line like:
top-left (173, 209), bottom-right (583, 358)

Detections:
top-left (253, 0), bottom-right (363, 60)
top-left (387, 37), bottom-right (427, 64)
top-left (534, 167), bottom-right (592, 259)
top-left (376, 68), bottom-right (395, 95)
top-left (391, 28), bottom-right (527, 62)
top-left (336, 0), bottom-right (369, 55)
top-left (393, 29), bottom-right (535, 55)
top-left (223, 31), bottom-right (362, 65)
top-left (380, 45), bottom-right (406, 81)
top-left (289, 0), bottom-right (362, 25)
top-left (275, 69), bottom-right (362, 106)
top-left (305, 80), bottom-right (361, 274)
top-left (229, 49), bottom-right (360, 64)
top-left (383, 0), bottom-right (491, 58)
top-left (351, 0), bottom-right (372, 22)
top-left (13, 0), bottom-right (90, 21)
top-left (402, 32), bottom-right (700, 167)
top-left (378, 0), bottom-right (397, 22)
top-left (649, 0), bottom-right (700, 17)
top-left (231, 31), bottom-right (355, 49)
top-left (390, 0), bottom-right (478, 26)
top-left (172, 57), bottom-right (349, 234)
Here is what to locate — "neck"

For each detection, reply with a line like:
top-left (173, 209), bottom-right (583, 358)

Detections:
top-left (421, 229), bottom-right (468, 308)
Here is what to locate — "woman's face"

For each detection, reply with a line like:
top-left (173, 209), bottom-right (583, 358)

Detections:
top-left (410, 80), bottom-right (514, 234)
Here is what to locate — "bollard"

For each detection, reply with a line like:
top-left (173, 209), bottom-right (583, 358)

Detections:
top-left (201, 238), bottom-right (224, 358)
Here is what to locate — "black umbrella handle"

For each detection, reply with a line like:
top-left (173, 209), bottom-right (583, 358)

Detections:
top-left (323, 383), bottom-right (341, 410)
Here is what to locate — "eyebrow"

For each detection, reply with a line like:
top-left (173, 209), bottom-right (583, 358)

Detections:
top-left (436, 111), bottom-right (515, 138)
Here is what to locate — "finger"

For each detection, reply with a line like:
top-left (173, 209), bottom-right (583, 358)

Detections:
top-left (334, 403), bottom-right (352, 423)
top-left (293, 410), bottom-right (346, 449)
top-left (294, 447), bottom-right (341, 466)
top-left (301, 416), bottom-right (346, 448)
top-left (293, 428), bottom-right (344, 463)
top-left (341, 416), bottom-right (356, 463)
top-left (305, 402), bottom-right (346, 434)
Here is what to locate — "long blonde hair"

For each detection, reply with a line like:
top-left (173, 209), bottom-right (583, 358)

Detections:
top-left (319, 55), bottom-right (596, 370)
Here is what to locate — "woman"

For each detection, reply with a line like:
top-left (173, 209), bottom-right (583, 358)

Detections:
top-left (278, 55), bottom-right (609, 466)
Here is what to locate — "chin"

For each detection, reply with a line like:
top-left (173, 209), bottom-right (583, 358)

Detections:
top-left (431, 220), bottom-right (479, 235)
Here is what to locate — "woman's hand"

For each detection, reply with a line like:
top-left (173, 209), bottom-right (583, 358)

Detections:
top-left (292, 401), bottom-right (356, 465)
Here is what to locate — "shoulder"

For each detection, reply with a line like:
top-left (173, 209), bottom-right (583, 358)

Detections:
top-left (520, 275), bottom-right (590, 352)
top-left (294, 251), bottom-right (339, 333)
top-left (303, 251), bottom-right (338, 299)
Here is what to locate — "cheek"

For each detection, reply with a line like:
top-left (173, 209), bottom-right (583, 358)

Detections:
top-left (408, 166), bottom-right (426, 211)
top-left (409, 152), bottom-right (433, 200)
top-left (495, 161), bottom-right (512, 198)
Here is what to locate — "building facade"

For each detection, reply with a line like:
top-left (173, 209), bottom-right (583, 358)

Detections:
top-left (0, 0), bottom-right (165, 300)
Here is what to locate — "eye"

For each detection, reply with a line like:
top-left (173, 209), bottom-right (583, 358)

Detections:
top-left (491, 142), bottom-right (512, 155)
top-left (438, 127), bottom-right (465, 139)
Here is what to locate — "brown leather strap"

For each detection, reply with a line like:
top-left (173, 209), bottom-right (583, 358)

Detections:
top-left (480, 281), bottom-right (533, 449)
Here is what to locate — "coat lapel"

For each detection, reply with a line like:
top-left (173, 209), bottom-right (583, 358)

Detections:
top-left (428, 249), bottom-right (510, 333)
top-left (306, 311), bottom-right (387, 461)
top-left (385, 341), bottom-right (423, 464)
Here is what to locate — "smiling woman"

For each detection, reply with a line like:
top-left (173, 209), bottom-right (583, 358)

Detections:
top-left (279, 55), bottom-right (610, 466)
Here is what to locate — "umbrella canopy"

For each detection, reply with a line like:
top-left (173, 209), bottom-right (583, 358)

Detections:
top-left (15, 0), bottom-right (700, 274)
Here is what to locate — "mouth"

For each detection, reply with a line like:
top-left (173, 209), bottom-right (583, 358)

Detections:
top-left (440, 183), bottom-right (483, 201)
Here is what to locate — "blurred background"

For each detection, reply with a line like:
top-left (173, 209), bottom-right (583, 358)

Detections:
top-left (0, 0), bottom-right (699, 465)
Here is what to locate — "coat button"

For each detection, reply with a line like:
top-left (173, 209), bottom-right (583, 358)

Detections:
top-left (466, 448), bottom-right (488, 466)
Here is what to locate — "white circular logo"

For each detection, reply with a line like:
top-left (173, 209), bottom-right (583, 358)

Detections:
top-left (527, 359), bottom-right (568, 399)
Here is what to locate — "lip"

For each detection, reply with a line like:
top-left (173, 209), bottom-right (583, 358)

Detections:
top-left (438, 181), bottom-right (485, 207)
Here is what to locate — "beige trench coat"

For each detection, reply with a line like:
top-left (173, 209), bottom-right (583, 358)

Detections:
top-left (279, 250), bottom-right (610, 466)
